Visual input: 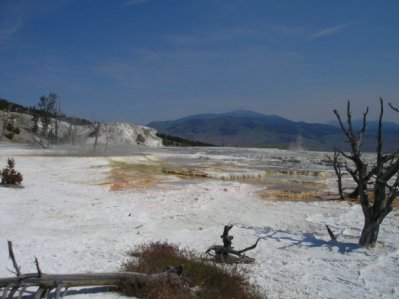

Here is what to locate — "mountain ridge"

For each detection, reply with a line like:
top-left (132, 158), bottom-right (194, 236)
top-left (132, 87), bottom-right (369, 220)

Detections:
top-left (148, 110), bottom-right (399, 151)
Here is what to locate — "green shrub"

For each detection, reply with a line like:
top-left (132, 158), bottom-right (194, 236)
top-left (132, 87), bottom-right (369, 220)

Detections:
top-left (3, 118), bottom-right (20, 140)
top-left (120, 241), bottom-right (266, 299)
top-left (136, 133), bottom-right (146, 144)
top-left (5, 132), bottom-right (15, 140)
top-left (1, 158), bottom-right (23, 185)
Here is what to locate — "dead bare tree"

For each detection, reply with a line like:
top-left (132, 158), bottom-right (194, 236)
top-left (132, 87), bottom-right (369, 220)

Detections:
top-left (333, 98), bottom-right (399, 247)
top-left (1, 241), bottom-right (183, 299)
top-left (103, 123), bottom-right (112, 152)
top-left (205, 225), bottom-right (260, 264)
top-left (92, 121), bottom-right (101, 153)
top-left (66, 123), bottom-right (78, 145)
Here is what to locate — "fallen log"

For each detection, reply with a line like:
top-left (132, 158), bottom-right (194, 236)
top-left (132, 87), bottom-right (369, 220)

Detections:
top-left (0, 268), bottom-right (182, 298)
top-left (1, 241), bottom-right (183, 299)
top-left (0, 268), bottom-right (182, 288)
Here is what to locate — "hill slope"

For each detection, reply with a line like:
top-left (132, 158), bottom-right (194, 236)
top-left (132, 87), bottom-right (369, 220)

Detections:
top-left (0, 98), bottom-right (163, 149)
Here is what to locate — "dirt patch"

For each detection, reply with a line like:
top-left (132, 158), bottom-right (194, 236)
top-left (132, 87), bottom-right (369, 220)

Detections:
top-left (107, 160), bottom-right (164, 190)
top-left (107, 159), bottom-right (210, 191)
top-left (110, 175), bottom-right (159, 191)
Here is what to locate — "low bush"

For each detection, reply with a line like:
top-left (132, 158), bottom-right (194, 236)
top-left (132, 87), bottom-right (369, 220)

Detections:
top-left (120, 241), bottom-right (265, 299)
top-left (136, 133), bottom-right (146, 144)
top-left (4, 118), bottom-right (20, 140)
top-left (1, 158), bottom-right (23, 185)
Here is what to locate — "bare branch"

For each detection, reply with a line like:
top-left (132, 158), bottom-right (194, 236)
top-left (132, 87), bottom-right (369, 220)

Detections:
top-left (326, 225), bottom-right (336, 241)
top-left (230, 238), bottom-right (261, 255)
top-left (360, 107), bottom-right (369, 134)
top-left (385, 174), bottom-right (399, 209)
top-left (334, 148), bottom-right (353, 161)
top-left (334, 109), bottom-right (351, 141)
top-left (356, 106), bottom-right (369, 153)
top-left (389, 102), bottom-right (399, 113)
top-left (376, 98), bottom-right (384, 171)
top-left (346, 100), bottom-right (354, 138)
top-left (334, 101), bottom-right (368, 169)
top-left (344, 161), bottom-right (359, 183)
top-left (382, 151), bottom-right (399, 163)
top-left (35, 257), bottom-right (42, 277)
top-left (6, 267), bottom-right (18, 275)
top-left (381, 158), bottom-right (399, 182)
top-left (8, 286), bottom-right (18, 298)
top-left (221, 225), bottom-right (234, 248)
top-left (326, 152), bottom-right (345, 199)
top-left (7, 241), bottom-right (21, 277)
top-left (393, 173), bottom-right (399, 188)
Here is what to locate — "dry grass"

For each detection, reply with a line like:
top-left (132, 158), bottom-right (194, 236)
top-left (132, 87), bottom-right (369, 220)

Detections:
top-left (259, 189), bottom-right (325, 201)
top-left (120, 241), bottom-right (266, 299)
top-left (348, 191), bottom-right (399, 208)
top-left (257, 181), bottom-right (327, 202)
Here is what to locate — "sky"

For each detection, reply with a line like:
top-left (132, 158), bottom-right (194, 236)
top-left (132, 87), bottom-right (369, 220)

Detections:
top-left (0, 0), bottom-right (398, 124)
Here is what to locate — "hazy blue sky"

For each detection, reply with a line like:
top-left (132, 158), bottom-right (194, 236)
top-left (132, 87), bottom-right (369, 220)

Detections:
top-left (0, 0), bottom-right (398, 124)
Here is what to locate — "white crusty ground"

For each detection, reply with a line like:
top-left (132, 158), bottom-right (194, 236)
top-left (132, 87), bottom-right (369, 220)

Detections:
top-left (0, 144), bottom-right (398, 299)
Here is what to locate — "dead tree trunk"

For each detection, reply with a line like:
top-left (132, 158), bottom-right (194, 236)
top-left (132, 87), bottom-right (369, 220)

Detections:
top-left (205, 225), bottom-right (260, 264)
top-left (334, 98), bottom-right (399, 248)
top-left (359, 215), bottom-right (380, 247)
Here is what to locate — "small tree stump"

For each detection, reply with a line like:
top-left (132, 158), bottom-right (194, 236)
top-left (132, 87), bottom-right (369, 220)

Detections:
top-left (205, 225), bottom-right (260, 264)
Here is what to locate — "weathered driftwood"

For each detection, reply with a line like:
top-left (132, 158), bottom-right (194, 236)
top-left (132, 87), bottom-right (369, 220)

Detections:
top-left (1, 241), bottom-right (182, 299)
top-left (0, 269), bottom-right (182, 288)
top-left (205, 225), bottom-right (260, 264)
top-left (0, 270), bottom-right (182, 299)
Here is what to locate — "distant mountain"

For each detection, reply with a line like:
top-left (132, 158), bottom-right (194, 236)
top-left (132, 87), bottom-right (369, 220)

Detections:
top-left (148, 110), bottom-right (399, 151)
top-left (0, 97), bottom-right (221, 149)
